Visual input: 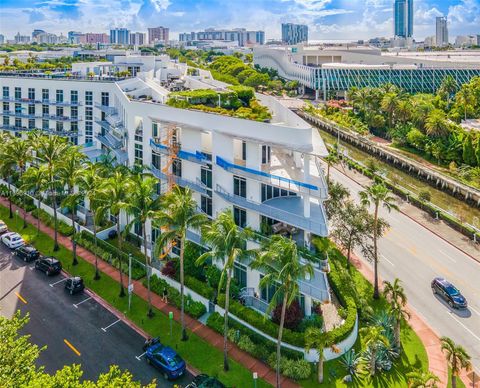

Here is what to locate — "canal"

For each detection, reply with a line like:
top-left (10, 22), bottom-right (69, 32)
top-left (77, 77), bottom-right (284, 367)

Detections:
top-left (318, 128), bottom-right (480, 228)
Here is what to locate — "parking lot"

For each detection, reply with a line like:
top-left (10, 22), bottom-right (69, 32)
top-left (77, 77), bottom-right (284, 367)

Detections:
top-left (0, 241), bottom-right (194, 387)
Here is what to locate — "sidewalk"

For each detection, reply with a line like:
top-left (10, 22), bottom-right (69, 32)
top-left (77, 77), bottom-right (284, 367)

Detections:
top-left (0, 197), bottom-right (297, 388)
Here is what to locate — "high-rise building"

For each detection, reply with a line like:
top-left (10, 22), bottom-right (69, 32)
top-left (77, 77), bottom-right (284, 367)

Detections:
top-left (82, 33), bottom-right (109, 44)
top-left (0, 35), bottom-right (5, 45)
top-left (14, 32), bottom-right (30, 44)
top-left (110, 28), bottom-right (130, 45)
top-left (436, 16), bottom-right (448, 47)
top-left (130, 32), bottom-right (146, 46)
top-left (281, 23), bottom-right (308, 45)
top-left (32, 29), bottom-right (46, 42)
top-left (179, 28), bottom-right (265, 46)
top-left (148, 26), bottom-right (169, 45)
top-left (394, 0), bottom-right (413, 38)
top-left (68, 31), bottom-right (83, 44)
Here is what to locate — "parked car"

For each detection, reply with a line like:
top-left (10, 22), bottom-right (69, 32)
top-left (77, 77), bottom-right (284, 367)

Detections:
top-left (35, 256), bottom-right (62, 276)
top-left (145, 340), bottom-right (186, 380)
top-left (64, 277), bottom-right (85, 295)
top-left (14, 245), bottom-right (40, 262)
top-left (186, 374), bottom-right (226, 388)
top-left (431, 277), bottom-right (468, 309)
top-left (0, 220), bottom-right (7, 234)
top-left (1, 232), bottom-right (25, 249)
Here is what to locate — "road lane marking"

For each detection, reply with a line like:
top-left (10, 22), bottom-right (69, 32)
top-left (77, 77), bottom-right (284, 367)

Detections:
top-left (469, 306), bottom-right (480, 317)
top-left (101, 319), bottom-right (121, 332)
top-left (49, 278), bottom-right (67, 287)
top-left (135, 352), bottom-right (146, 361)
top-left (381, 255), bottom-right (395, 266)
top-left (73, 297), bottom-right (92, 308)
top-left (438, 250), bottom-right (457, 264)
top-left (448, 311), bottom-right (480, 343)
top-left (15, 292), bottom-right (27, 304)
top-left (64, 339), bottom-right (81, 356)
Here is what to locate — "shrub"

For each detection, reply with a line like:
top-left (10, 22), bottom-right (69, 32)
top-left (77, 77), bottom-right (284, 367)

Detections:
top-left (272, 300), bottom-right (304, 330)
top-left (31, 208), bottom-right (74, 236)
top-left (267, 354), bottom-right (312, 380)
top-left (161, 260), bottom-right (176, 278)
top-left (185, 275), bottom-right (215, 300)
top-left (237, 335), bottom-right (256, 354)
top-left (298, 314), bottom-right (324, 332)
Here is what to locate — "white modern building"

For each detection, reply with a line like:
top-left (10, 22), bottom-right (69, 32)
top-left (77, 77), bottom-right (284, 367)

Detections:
top-left (436, 16), bottom-right (449, 47)
top-left (0, 54), bottom-right (330, 315)
top-left (281, 23), bottom-right (308, 45)
top-left (179, 28), bottom-right (265, 47)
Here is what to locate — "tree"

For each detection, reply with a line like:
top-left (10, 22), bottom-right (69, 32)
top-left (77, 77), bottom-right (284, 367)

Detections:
top-left (126, 175), bottom-right (161, 317)
top-left (21, 165), bottom-right (49, 235)
top-left (359, 325), bottom-right (389, 376)
top-left (438, 75), bottom-right (458, 108)
top-left (360, 183), bottom-right (398, 299)
top-left (197, 210), bottom-right (253, 371)
top-left (305, 328), bottom-right (330, 383)
top-left (383, 278), bottom-right (409, 352)
top-left (462, 134), bottom-right (477, 166)
top-left (441, 336), bottom-right (472, 388)
top-left (406, 370), bottom-right (440, 388)
top-left (0, 133), bottom-right (16, 219)
top-left (99, 169), bottom-right (132, 297)
top-left (252, 235), bottom-right (313, 388)
top-left (425, 109), bottom-right (450, 137)
top-left (325, 181), bottom-right (350, 218)
top-left (455, 86), bottom-right (474, 120)
top-left (324, 148), bottom-right (339, 183)
top-left (381, 92), bottom-right (399, 128)
top-left (36, 135), bottom-right (70, 251)
top-left (153, 186), bottom-right (207, 341)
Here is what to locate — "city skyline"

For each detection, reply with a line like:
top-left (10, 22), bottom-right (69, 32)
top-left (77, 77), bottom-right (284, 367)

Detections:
top-left (0, 0), bottom-right (478, 42)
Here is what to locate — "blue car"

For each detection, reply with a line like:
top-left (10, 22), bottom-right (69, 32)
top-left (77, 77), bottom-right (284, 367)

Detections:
top-left (145, 340), bottom-right (186, 380)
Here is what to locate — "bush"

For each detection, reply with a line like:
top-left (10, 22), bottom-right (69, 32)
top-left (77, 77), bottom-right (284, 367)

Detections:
top-left (237, 335), bottom-right (256, 354)
top-left (31, 208), bottom-right (74, 236)
top-left (272, 300), bottom-right (304, 331)
top-left (267, 354), bottom-right (312, 380)
top-left (185, 275), bottom-right (215, 300)
top-left (11, 193), bottom-right (36, 212)
top-left (298, 313), bottom-right (323, 332)
top-left (161, 260), bottom-right (176, 278)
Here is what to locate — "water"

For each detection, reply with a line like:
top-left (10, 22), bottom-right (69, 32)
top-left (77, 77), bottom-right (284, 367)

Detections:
top-left (318, 129), bottom-right (480, 228)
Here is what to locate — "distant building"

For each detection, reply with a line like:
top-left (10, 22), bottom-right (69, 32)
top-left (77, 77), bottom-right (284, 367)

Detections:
top-left (436, 17), bottom-right (448, 47)
top-left (394, 0), bottom-right (413, 38)
top-left (130, 32), bottom-right (146, 46)
top-left (477, 35), bottom-right (480, 46)
top-left (110, 28), bottom-right (130, 45)
top-left (0, 35), bottom-right (4, 45)
top-left (14, 32), bottom-right (30, 44)
top-left (281, 23), bottom-right (308, 45)
top-left (68, 31), bottom-right (83, 44)
top-left (148, 26), bottom-right (169, 45)
top-left (32, 29), bottom-right (46, 42)
top-left (179, 28), bottom-right (265, 46)
top-left (82, 33), bottom-right (109, 44)
top-left (36, 32), bottom-right (61, 44)
top-left (455, 35), bottom-right (477, 48)
top-left (424, 35), bottom-right (436, 48)
top-left (368, 37), bottom-right (391, 49)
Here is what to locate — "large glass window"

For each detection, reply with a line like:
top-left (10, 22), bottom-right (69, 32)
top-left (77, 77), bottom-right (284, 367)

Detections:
top-left (101, 92), bottom-right (109, 107)
top-left (242, 141), bottom-right (247, 161)
top-left (42, 89), bottom-right (49, 101)
top-left (15, 87), bottom-right (21, 99)
top-left (28, 119), bottom-right (35, 129)
top-left (134, 143), bottom-right (143, 165)
top-left (3, 87), bottom-right (9, 98)
top-left (201, 195), bottom-right (212, 217)
top-left (3, 116), bottom-right (10, 126)
top-left (152, 152), bottom-right (161, 169)
top-left (201, 166), bottom-right (212, 188)
top-left (234, 263), bottom-right (247, 288)
top-left (70, 90), bottom-right (78, 104)
top-left (85, 122), bottom-right (93, 143)
top-left (14, 103), bottom-right (21, 113)
top-left (42, 119), bottom-right (49, 130)
top-left (42, 105), bottom-right (49, 116)
top-left (15, 118), bottom-right (21, 128)
top-left (56, 90), bottom-right (63, 103)
top-left (233, 176), bottom-right (246, 198)
top-left (2, 102), bottom-right (9, 111)
top-left (85, 91), bottom-right (93, 106)
top-left (261, 145), bottom-right (271, 164)
top-left (28, 105), bottom-right (35, 115)
top-left (152, 122), bottom-right (159, 139)
top-left (261, 184), bottom-right (296, 202)
top-left (71, 106), bottom-right (78, 119)
top-left (172, 158), bottom-right (182, 177)
top-left (28, 88), bottom-right (35, 100)
top-left (56, 121), bottom-right (64, 132)
top-left (56, 106), bottom-right (64, 118)
top-left (85, 107), bottom-right (93, 121)
top-left (233, 206), bottom-right (246, 228)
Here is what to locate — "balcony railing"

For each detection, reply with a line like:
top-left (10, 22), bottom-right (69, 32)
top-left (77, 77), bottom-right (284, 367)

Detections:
top-left (150, 166), bottom-right (210, 195)
top-left (0, 111), bottom-right (82, 121)
top-left (94, 103), bottom-right (117, 115)
top-left (149, 139), bottom-right (208, 165)
top-left (96, 131), bottom-right (123, 149)
top-left (95, 118), bottom-right (125, 133)
top-left (239, 288), bottom-right (270, 314)
top-left (0, 97), bottom-right (82, 106)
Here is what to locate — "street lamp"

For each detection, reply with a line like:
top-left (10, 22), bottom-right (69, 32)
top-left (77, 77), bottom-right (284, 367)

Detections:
top-left (253, 372), bottom-right (258, 388)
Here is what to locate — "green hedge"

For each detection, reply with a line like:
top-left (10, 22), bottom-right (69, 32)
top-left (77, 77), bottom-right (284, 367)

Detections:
top-left (146, 274), bottom-right (206, 319)
top-left (11, 193), bottom-right (36, 212)
top-left (185, 275), bottom-right (215, 300)
top-left (31, 208), bottom-right (74, 236)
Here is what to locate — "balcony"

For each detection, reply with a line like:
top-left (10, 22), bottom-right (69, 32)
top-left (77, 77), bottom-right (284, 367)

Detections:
top-left (96, 131), bottom-right (123, 150)
top-left (150, 139), bottom-right (208, 165)
top-left (150, 166), bottom-right (210, 195)
top-left (0, 97), bottom-right (42, 104)
top-left (215, 184), bottom-right (328, 236)
top-left (0, 124), bottom-right (25, 132)
top-left (42, 100), bottom-right (82, 107)
top-left (0, 111), bottom-right (82, 122)
top-left (95, 118), bottom-right (125, 133)
top-left (94, 103), bottom-right (117, 115)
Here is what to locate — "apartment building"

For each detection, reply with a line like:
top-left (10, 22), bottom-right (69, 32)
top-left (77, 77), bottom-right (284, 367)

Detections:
top-left (179, 28), bottom-right (265, 47)
top-left (148, 26), bottom-right (169, 45)
top-left (0, 55), bottom-right (330, 315)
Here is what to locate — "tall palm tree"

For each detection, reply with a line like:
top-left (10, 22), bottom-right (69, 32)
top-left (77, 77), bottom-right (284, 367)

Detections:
top-left (196, 210), bottom-right (253, 371)
top-left (126, 175), bottom-right (161, 317)
top-left (360, 325), bottom-right (389, 376)
top-left (381, 92), bottom-right (399, 129)
top-left (305, 328), bottom-right (330, 384)
top-left (384, 278), bottom-right (410, 351)
top-left (21, 165), bottom-right (49, 235)
top-left (455, 86), bottom-right (474, 121)
top-left (0, 134), bottom-right (16, 219)
top-left (3, 138), bottom-right (33, 228)
top-left (252, 235), bottom-right (314, 388)
top-left (36, 135), bottom-right (70, 251)
top-left (441, 336), bottom-right (472, 388)
top-left (425, 109), bottom-right (450, 137)
top-left (406, 370), bottom-right (440, 388)
top-left (360, 183), bottom-right (398, 299)
top-left (324, 148), bottom-right (339, 183)
top-left (153, 186), bottom-right (207, 341)
top-left (99, 168), bottom-right (132, 297)
top-left (57, 147), bottom-right (86, 265)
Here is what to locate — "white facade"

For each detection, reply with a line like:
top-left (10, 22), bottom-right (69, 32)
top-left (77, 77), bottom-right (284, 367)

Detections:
top-left (436, 17), bottom-right (449, 47)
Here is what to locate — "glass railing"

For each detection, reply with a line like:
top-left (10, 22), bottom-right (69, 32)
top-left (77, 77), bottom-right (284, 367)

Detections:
top-left (149, 139), bottom-right (208, 165)
top-left (150, 166), bottom-right (209, 195)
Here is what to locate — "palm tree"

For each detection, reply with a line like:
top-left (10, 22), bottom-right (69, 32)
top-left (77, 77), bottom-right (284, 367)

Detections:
top-left (3, 138), bottom-right (33, 228)
top-left (99, 168), bottom-right (132, 297)
top-left (305, 328), bottom-right (330, 384)
top-left (36, 135), bottom-right (70, 251)
top-left (360, 183), bottom-right (398, 299)
top-left (252, 235), bottom-right (314, 388)
top-left (381, 92), bottom-right (399, 129)
top-left (441, 336), bottom-right (472, 388)
top-left (438, 75), bottom-right (458, 108)
top-left (126, 175), bottom-right (161, 317)
top-left (21, 165), bottom-right (49, 235)
top-left (57, 147), bottom-right (86, 265)
top-left (196, 210), bottom-right (253, 371)
top-left (0, 134), bottom-right (16, 219)
top-left (153, 186), bottom-right (207, 341)
top-left (455, 86), bottom-right (474, 121)
top-left (425, 109), bottom-right (450, 137)
top-left (360, 325), bottom-right (389, 376)
top-left (324, 148), bottom-right (339, 183)
top-left (406, 370), bottom-right (440, 388)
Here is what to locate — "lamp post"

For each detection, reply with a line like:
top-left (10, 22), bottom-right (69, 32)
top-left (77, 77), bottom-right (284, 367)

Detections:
top-left (253, 372), bottom-right (258, 388)
top-left (128, 254), bottom-right (133, 312)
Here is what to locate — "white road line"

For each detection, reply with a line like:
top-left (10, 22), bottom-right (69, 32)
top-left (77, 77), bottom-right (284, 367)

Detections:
top-left (381, 255), bottom-right (395, 266)
top-left (73, 297), bottom-right (92, 308)
top-left (135, 352), bottom-right (146, 361)
top-left (29, 265), bottom-right (35, 270)
top-left (469, 305), bottom-right (480, 317)
top-left (438, 250), bottom-right (457, 264)
top-left (49, 278), bottom-right (67, 287)
top-left (101, 319), bottom-right (121, 332)
top-left (448, 311), bottom-right (480, 343)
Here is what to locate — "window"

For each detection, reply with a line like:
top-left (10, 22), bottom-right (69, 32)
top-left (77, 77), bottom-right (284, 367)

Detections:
top-left (3, 116), bottom-right (9, 126)
top-left (234, 263), bottom-right (247, 288)
top-left (261, 184), bottom-right (296, 202)
top-left (172, 158), bottom-right (182, 177)
top-left (233, 206), bottom-right (246, 228)
top-left (28, 105), bottom-right (35, 115)
top-left (28, 119), bottom-right (35, 129)
top-left (2, 102), bottom-right (8, 111)
top-left (101, 92), bottom-right (109, 107)
top-left (2, 87), bottom-right (9, 98)
top-left (14, 103), bottom-right (21, 113)
top-left (42, 105), bottom-right (49, 116)
top-left (201, 166), bottom-right (212, 188)
top-left (15, 118), bottom-right (21, 128)
top-left (56, 106), bottom-right (63, 118)
top-left (42, 89), bottom-right (49, 101)
top-left (70, 90), bottom-right (78, 104)
top-left (85, 107), bottom-right (93, 121)
top-left (85, 91), bottom-right (93, 106)
top-left (28, 88), bottom-right (35, 100)
top-left (15, 87), bottom-right (21, 99)
top-left (260, 275), bottom-right (277, 302)
top-left (71, 122), bottom-right (78, 132)
top-left (42, 119), bottom-right (49, 130)
top-left (134, 143), bottom-right (143, 164)
top-left (134, 222), bottom-right (142, 236)
top-left (262, 145), bottom-right (271, 164)
top-left (201, 195), bottom-right (212, 217)
top-left (134, 133), bottom-right (142, 142)
top-left (233, 176), bottom-right (246, 198)
top-left (151, 227), bottom-right (161, 243)
top-left (71, 106), bottom-right (78, 119)
top-left (85, 122), bottom-right (93, 143)
top-left (56, 121), bottom-right (64, 132)
top-left (152, 122), bottom-right (159, 139)
top-left (152, 152), bottom-right (161, 169)
top-left (56, 90), bottom-right (63, 103)
top-left (242, 141), bottom-right (247, 161)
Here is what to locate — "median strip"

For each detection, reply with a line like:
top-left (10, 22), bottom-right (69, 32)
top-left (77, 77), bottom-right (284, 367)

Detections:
top-left (14, 292), bottom-right (27, 304)
top-left (63, 339), bottom-right (81, 356)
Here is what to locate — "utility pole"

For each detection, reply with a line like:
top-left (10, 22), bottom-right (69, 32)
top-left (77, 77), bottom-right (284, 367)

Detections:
top-left (128, 254), bottom-right (133, 312)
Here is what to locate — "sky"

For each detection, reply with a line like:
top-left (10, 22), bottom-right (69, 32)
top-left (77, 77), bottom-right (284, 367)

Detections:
top-left (0, 0), bottom-right (479, 41)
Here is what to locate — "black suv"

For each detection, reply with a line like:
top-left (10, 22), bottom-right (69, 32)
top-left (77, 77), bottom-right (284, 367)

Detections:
top-left (431, 277), bottom-right (468, 309)
top-left (35, 257), bottom-right (62, 276)
top-left (14, 245), bottom-right (40, 262)
top-left (65, 277), bottom-right (85, 295)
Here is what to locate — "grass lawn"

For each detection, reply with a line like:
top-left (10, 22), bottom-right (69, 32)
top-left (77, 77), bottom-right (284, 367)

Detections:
top-left (447, 368), bottom-right (466, 388)
top-left (0, 205), bottom-right (271, 388)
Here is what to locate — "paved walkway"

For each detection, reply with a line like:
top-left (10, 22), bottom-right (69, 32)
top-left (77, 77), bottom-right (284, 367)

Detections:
top-left (0, 197), bottom-right (297, 388)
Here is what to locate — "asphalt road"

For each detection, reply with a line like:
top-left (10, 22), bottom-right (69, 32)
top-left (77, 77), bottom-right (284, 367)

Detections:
top-left (328, 163), bottom-right (480, 375)
top-left (0, 243), bottom-right (194, 387)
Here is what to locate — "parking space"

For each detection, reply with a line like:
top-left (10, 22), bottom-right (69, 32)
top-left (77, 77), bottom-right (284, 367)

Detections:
top-left (0, 241), bottom-right (193, 387)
